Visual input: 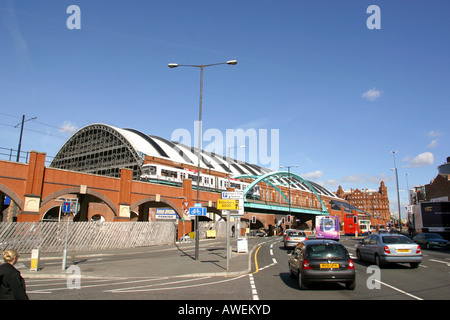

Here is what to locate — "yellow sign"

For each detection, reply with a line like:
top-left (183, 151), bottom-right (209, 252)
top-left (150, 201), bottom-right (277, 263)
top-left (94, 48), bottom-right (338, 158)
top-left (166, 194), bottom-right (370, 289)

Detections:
top-left (217, 199), bottom-right (240, 210)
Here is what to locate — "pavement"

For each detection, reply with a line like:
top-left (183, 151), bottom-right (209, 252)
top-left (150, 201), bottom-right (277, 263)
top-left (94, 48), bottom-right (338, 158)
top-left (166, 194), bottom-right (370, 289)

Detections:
top-left (16, 237), bottom-right (264, 280)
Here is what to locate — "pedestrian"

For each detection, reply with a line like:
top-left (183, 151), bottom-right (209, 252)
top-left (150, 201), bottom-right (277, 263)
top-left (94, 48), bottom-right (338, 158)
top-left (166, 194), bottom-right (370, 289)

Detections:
top-left (0, 249), bottom-right (29, 300)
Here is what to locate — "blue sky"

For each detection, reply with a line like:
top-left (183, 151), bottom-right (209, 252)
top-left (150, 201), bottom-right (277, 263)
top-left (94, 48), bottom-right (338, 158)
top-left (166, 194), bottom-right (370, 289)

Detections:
top-left (1, 0), bottom-right (449, 220)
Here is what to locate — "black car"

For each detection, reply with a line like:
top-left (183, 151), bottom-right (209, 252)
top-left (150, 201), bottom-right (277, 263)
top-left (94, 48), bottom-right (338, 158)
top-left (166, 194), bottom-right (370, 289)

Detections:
top-left (288, 240), bottom-right (355, 290)
top-left (413, 233), bottom-right (450, 250)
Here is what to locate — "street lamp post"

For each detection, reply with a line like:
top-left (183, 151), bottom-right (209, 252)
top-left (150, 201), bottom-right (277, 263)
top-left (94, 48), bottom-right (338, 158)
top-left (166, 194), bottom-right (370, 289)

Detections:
top-left (169, 60), bottom-right (237, 260)
top-left (391, 151), bottom-right (402, 232)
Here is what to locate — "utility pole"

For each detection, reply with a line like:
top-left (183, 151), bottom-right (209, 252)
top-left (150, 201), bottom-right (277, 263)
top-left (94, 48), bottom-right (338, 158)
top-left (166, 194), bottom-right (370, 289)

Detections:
top-left (15, 115), bottom-right (37, 162)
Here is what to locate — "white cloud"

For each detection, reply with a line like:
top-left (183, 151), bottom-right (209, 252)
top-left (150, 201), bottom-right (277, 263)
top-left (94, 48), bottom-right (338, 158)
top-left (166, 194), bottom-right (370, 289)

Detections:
top-left (426, 130), bottom-right (443, 138)
top-left (362, 87), bottom-right (382, 102)
top-left (322, 173), bottom-right (394, 190)
top-left (425, 131), bottom-right (443, 148)
top-left (59, 121), bottom-right (78, 134)
top-left (407, 152), bottom-right (434, 167)
top-left (427, 139), bottom-right (438, 148)
top-left (301, 170), bottom-right (324, 180)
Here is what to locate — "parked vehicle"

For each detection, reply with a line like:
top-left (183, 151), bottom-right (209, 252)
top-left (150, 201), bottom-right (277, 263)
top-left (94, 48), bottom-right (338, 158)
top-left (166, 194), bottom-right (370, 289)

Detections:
top-left (283, 230), bottom-right (308, 249)
top-left (356, 234), bottom-right (422, 268)
top-left (250, 230), bottom-right (267, 237)
top-left (288, 240), bottom-right (355, 290)
top-left (413, 233), bottom-right (450, 250)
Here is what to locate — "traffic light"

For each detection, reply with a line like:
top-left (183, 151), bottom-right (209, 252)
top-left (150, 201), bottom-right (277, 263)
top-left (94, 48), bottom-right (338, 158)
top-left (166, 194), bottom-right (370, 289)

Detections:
top-left (252, 216), bottom-right (256, 224)
top-left (281, 217), bottom-right (285, 224)
top-left (287, 215), bottom-right (291, 223)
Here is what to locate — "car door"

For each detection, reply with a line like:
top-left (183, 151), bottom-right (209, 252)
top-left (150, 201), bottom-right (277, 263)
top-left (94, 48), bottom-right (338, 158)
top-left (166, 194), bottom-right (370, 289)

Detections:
top-left (367, 235), bottom-right (381, 262)
top-left (359, 235), bottom-right (373, 260)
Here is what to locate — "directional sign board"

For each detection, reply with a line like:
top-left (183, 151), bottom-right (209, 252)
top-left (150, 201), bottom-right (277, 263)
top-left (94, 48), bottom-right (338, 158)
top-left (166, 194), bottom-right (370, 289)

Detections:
top-left (221, 191), bottom-right (244, 216)
top-left (189, 207), bottom-right (207, 216)
top-left (217, 199), bottom-right (240, 210)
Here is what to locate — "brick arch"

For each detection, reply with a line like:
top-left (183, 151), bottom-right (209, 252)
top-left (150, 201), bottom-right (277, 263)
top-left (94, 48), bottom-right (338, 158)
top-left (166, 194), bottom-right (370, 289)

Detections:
top-left (0, 183), bottom-right (23, 211)
top-left (131, 196), bottom-right (183, 218)
top-left (41, 187), bottom-right (118, 217)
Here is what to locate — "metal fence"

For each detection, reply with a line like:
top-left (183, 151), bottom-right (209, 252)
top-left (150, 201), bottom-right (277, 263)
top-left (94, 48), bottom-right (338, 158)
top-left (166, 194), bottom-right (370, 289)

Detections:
top-left (0, 221), bottom-right (178, 253)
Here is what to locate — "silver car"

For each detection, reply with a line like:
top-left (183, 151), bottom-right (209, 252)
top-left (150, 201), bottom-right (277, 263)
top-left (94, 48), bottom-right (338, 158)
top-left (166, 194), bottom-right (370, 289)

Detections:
top-left (284, 230), bottom-right (308, 249)
top-left (356, 234), bottom-right (422, 268)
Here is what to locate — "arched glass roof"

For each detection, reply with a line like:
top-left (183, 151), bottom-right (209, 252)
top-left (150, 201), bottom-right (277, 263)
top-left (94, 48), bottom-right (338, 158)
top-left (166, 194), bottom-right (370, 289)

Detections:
top-left (50, 123), bottom-right (338, 199)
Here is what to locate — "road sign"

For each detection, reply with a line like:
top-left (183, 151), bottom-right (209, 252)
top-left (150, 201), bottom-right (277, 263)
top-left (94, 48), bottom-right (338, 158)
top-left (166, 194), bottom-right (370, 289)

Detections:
top-left (62, 201), bottom-right (71, 213)
top-left (189, 207), bottom-right (206, 216)
top-left (155, 208), bottom-right (177, 220)
top-left (222, 191), bottom-right (244, 199)
top-left (221, 191), bottom-right (244, 216)
top-left (217, 199), bottom-right (240, 210)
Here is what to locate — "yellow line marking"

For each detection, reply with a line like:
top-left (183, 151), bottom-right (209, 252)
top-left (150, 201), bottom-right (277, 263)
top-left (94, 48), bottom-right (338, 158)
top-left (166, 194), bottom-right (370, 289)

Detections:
top-left (252, 245), bottom-right (262, 274)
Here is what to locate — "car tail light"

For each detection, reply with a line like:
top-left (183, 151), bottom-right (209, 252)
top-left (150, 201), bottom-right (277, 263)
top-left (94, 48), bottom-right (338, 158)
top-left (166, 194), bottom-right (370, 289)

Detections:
top-left (416, 246), bottom-right (421, 254)
top-left (302, 259), bottom-right (312, 270)
top-left (384, 246), bottom-right (391, 254)
top-left (286, 237), bottom-right (290, 241)
top-left (305, 237), bottom-right (308, 241)
top-left (347, 259), bottom-right (354, 270)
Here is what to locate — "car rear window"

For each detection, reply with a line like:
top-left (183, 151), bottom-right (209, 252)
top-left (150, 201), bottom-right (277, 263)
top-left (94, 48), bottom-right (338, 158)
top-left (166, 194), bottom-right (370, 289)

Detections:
top-left (288, 231), bottom-right (305, 237)
top-left (382, 236), bottom-right (414, 244)
top-left (306, 244), bottom-right (348, 259)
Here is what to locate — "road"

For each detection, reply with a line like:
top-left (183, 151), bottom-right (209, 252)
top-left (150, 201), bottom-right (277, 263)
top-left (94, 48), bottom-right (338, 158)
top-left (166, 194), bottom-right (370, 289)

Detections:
top-left (25, 236), bottom-right (449, 302)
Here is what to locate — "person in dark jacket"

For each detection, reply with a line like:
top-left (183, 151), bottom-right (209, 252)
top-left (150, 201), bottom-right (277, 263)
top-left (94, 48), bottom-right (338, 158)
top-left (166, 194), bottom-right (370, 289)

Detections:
top-left (0, 249), bottom-right (29, 300)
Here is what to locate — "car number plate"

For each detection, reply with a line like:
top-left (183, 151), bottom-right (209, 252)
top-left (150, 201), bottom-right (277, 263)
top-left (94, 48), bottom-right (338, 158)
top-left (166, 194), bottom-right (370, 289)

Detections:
top-left (397, 249), bottom-right (410, 253)
top-left (320, 263), bottom-right (339, 269)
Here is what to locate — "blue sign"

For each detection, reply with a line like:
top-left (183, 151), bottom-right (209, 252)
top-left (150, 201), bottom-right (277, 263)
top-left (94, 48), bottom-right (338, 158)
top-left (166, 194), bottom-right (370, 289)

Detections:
top-left (62, 201), bottom-right (71, 213)
top-left (189, 207), bottom-right (206, 216)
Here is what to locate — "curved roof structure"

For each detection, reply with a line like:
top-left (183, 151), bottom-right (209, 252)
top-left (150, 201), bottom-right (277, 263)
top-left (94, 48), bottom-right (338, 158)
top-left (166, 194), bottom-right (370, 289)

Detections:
top-left (50, 123), bottom-right (271, 179)
top-left (50, 123), bottom-right (338, 199)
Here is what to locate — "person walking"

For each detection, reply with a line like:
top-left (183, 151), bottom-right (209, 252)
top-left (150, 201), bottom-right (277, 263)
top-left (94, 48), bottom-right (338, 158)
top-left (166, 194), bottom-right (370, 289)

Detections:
top-left (0, 249), bottom-right (29, 300)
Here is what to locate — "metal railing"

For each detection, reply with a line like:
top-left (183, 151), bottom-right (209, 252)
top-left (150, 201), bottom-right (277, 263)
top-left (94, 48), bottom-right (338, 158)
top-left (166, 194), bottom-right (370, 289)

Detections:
top-left (0, 221), bottom-right (177, 253)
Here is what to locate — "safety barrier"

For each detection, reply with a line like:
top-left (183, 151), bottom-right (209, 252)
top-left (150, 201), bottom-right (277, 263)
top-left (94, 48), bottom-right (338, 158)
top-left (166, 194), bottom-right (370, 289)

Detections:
top-left (0, 221), bottom-right (177, 253)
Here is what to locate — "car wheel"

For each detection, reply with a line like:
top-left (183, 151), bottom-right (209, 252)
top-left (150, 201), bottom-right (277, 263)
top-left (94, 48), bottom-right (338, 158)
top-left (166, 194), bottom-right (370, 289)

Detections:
top-left (375, 254), bottom-right (383, 268)
top-left (410, 262), bottom-right (420, 269)
top-left (298, 270), bottom-right (308, 290)
top-left (356, 250), bottom-right (362, 261)
top-left (345, 280), bottom-right (356, 290)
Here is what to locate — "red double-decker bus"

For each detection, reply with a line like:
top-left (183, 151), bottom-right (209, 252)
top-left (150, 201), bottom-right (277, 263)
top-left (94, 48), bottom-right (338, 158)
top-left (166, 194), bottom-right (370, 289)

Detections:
top-left (344, 214), bottom-right (361, 235)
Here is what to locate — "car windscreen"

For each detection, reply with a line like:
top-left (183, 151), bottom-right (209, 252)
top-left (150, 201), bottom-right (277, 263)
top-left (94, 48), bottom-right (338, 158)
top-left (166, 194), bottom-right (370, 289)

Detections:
top-left (288, 231), bottom-right (305, 237)
top-left (306, 244), bottom-right (348, 259)
top-left (382, 236), bottom-right (414, 244)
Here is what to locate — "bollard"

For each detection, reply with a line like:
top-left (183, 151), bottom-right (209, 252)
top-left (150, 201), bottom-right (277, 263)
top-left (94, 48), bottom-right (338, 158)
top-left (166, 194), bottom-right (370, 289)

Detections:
top-left (30, 249), bottom-right (40, 272)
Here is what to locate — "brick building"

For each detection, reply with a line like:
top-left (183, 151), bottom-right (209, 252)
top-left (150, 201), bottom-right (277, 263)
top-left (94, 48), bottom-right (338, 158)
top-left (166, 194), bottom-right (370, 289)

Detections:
top-left (410, 157), bottom-right (450, 204)
top-left (335, 181), bottom-right (391, 229)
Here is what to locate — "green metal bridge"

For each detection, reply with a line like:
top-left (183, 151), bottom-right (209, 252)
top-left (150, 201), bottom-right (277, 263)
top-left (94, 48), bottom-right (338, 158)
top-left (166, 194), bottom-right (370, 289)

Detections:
top-left (235, 170), bottom-right (330, 216)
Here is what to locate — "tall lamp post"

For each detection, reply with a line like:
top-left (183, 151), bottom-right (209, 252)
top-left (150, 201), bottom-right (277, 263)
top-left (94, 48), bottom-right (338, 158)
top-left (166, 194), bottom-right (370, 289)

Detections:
top-left (169, 60), bottom-right (237, 260)
top-left (391, 151), bottom-right (402, 232)
top-left (280, 165), bottom-right (298, 226)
